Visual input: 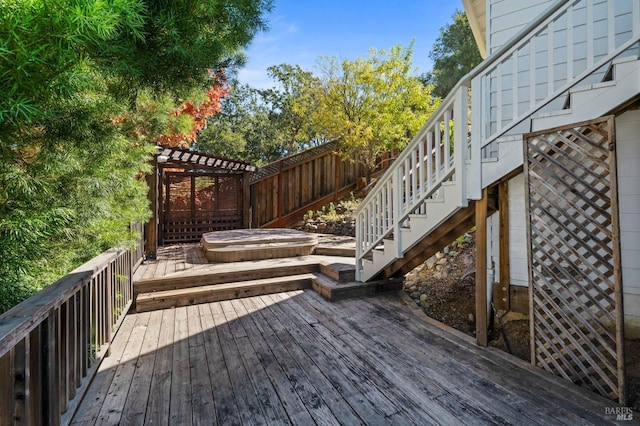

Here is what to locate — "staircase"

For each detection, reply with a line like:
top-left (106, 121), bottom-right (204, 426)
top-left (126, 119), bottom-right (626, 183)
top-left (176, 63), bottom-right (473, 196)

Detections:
top-left (531, 56), bottom-right (640, 132)
top-left (355, 0), bottom-right (640, 282)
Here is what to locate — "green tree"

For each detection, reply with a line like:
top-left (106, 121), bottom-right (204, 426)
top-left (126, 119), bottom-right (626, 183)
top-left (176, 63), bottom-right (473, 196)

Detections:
top-left (0, 0), bottom-right (272, 313)
top-left (261, 64), bottom-right (325, 154)
top-left (422, 10), bottom-right (482, 98)
top-left (197, 66), bottom-right (326, 165)
top-left (316, 44), bottom-right (439, 181)
top-left (196, 81), bottom-right (284, 165)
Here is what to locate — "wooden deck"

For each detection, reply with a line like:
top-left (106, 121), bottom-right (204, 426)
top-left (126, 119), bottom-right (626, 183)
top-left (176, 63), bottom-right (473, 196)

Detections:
top-left (70, 289), bottom-right (627, 425)
top-left (135, 237), bottom-right (357, 282)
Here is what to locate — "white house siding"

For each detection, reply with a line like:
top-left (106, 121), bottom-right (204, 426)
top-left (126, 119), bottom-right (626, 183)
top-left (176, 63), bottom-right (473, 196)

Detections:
top-left (488, 212), bottom-right (499, 285)
top-left (482, 1), bottom-right (636, 152)
top-left (487, 0), bottom-right (554, 55)
top-left (483, 173), bottom-right (529, 292)
top-left (616, 109), bottom-right (640, 339)
top-left (508, 174), bottom-right (529, 287)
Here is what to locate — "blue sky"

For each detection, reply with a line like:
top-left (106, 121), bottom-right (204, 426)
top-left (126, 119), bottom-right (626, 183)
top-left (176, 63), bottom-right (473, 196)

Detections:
top-left (238, 0), bottom-right (463, 88)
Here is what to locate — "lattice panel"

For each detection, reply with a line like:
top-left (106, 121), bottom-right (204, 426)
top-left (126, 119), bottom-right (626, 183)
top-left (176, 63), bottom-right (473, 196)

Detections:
top-left (525, 116), bottom-right (624, 402)
top-left (164, 173), bottom-right (243, 243)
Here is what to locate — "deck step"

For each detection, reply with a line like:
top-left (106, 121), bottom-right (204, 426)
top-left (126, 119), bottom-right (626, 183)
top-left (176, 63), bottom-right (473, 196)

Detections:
top-left (136, 273), bottom-right (316, 312)
top-left (311, 273), bottom-right (403, 300)
top-left (320, 261), bottom-right (355, 282)
top-left (135, 258), bottom-right (321, 295)
top-left (313, 245), bottom-right (356, 257)
top-left (134, 253), bottom-right (359, 311)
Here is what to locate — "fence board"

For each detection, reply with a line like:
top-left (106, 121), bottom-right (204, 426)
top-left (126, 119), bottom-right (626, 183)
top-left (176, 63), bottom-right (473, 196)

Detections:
top-left (249, 141), bottom-right (390, 228)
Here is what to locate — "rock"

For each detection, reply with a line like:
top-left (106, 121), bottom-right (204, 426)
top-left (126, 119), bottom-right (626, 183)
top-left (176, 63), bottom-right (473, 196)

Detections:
top-left (468, 313), bottom-right (475, 323)
top-left (432, 269), bottom-right (449, 279)
top-left (410, 291), bottom-right (421, 299)
top-left (419, 294), bottom-right (428, 303)
top-left (424, 256), bottom-right (437, 270)
top-left (460, 254), bottom-right (474, 265)
top-left (437, 257), bottom-right (448, 265)
top-left (435, 252), bottom-right (445, 260)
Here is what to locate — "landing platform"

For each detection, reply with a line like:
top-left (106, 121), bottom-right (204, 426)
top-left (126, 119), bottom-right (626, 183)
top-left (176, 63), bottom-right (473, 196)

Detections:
top-left (201, 229), bottom-right (318, 262)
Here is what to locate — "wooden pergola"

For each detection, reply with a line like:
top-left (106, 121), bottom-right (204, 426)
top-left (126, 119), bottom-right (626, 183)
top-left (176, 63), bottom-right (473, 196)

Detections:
top-left (145, 147), bottom-right (255, 258)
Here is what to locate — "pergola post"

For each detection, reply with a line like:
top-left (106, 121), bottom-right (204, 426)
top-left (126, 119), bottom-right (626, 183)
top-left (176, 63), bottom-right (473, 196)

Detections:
top-left (145, 157), bottom-right (159, 260)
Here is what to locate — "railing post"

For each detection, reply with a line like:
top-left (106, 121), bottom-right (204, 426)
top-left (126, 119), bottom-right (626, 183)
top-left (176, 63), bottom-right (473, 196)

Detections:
top-left (355, 211), bottom-right (362, 281)
top-left (469, 77), bottom-right (483, 200)
top-left (394, 166), bottom-right (403, 258)
top-left (454, 86), bottom-right (469, 207)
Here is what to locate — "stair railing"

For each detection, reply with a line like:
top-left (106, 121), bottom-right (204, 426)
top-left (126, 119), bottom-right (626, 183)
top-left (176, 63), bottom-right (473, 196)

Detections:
top-left (472, 0), bottom-right (640, 151)
top-left (355, 85), bottom-right (472, 280)
top-left (355, 0), bottom-right (640, 281)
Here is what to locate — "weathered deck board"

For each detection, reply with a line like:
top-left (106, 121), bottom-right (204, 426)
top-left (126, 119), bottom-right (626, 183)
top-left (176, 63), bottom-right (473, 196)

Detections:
top-left (72, 290), bottom-right (630, 425)
top-left (145, 308), bottom-right (174, 424)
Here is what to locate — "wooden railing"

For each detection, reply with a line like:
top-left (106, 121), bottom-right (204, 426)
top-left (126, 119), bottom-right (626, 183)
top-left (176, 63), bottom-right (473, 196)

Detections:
top-left (249, 141), bottom-right (369, 228)
top-left (0, 224), bottom-right (144, 425)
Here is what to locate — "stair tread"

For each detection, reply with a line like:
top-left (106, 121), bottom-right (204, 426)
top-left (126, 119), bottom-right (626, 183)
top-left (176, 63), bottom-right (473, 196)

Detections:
top-left (136, 255), bottom-right (352, 284)
top-left (312, 272), bottom-right (403, 300)
top-left (137, 273), bottom-right (316, 301)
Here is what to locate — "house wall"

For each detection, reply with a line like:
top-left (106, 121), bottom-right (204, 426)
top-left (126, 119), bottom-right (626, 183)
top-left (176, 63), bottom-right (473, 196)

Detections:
top-left (485, 174), bottom-right (529, 290)
top-left (616, 109), bottom-right (640, 339)
top-left (487, 0), bottom-right (554, 56)
top-left (508, 174), bottom-right (529, 287)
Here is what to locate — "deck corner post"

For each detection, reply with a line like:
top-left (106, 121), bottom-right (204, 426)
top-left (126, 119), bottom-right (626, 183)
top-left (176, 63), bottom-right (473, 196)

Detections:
top-left (394, 166), bottom-right (403, 258)
top-left (454, 85), bottom-right (469, 207)
top-left (475, 187), bottom-right (489, 346)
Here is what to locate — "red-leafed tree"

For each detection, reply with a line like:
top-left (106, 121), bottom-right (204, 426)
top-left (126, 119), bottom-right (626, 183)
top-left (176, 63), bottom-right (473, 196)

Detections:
top-left (157, 71), bottom-right (230, 147)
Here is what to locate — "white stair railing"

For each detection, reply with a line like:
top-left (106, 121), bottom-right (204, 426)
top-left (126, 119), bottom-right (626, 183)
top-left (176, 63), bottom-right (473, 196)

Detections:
top-left (355, 85), bottom-right (473, 280)
top-left (356, 0), bottom-right (640, 281)
top-left (472, 0), bottom-right (640, 151)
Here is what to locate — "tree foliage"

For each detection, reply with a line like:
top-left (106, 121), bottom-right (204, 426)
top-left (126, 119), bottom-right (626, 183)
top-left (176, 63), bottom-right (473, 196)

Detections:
top-left (316, 44), bottom-right (439, 180)
top-left (422, 10), bottom-right (482, 98)
top-left (261, 64), bottom-right (325, 154)
top-left (196, 66), bottom-right (326, 165)
top-left (0, 0), bottom-right (272, 313)
top-left (157, 74), bottom-right (230, 147)
top-left (196, 81), bottom-right (283, 164)
top-left (198, 44), bottom-right (439, 176)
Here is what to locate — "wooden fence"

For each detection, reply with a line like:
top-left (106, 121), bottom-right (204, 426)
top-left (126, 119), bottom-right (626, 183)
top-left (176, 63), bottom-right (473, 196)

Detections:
top-left (0, 224), bottom-right (145, 425)
top-left (248, 142), bottom-right (396, 228)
